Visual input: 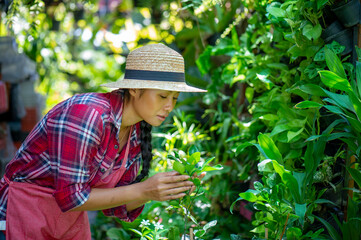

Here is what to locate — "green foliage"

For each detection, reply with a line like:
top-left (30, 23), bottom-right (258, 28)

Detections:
top-left (168, 146), bottom-right (222, 239)
top-left (7, 0), bottom-right (361, 239)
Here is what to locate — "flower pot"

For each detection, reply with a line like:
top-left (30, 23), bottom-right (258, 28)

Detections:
top-left (332, 0), bottom-right (361, 27)
top-left (322, 175), bottom-right (345, 207)
top-left (321, 21), bottom-right (344, 40)
top-left (323, 27), bottom-right (353, 56)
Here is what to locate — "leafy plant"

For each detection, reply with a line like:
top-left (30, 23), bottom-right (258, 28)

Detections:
top-left (129, 220), bottom-right (167, 240)
top-left (168, 145), bottom-right (222, 239)
top-left (295, 45), bottom-right (361, 161)
top-left (230, 132), bottom-right (340, 239)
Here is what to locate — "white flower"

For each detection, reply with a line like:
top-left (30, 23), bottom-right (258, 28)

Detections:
top-left (154, 222), bottom-right (164, 231)
top-left (140, 219), bottom-right (150, 228)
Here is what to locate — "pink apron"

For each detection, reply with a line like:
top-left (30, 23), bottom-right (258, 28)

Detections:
top-left (5, 126), bottom-right (133, 240)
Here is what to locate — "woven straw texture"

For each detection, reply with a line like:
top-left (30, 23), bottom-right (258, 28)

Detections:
top-left (125, 44), bottom-right (184, 73)
top-left (101, 43), bottom-right (206, 92)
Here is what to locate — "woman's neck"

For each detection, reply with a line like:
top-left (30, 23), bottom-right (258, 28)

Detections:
top-left (121, 96), bottom-right (142, 129)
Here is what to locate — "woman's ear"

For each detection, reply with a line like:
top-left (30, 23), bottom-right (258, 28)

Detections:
top-left (128, 89), bottom-right (138, 97)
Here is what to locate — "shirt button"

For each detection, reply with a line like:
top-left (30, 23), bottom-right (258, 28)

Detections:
top-left (100, 168), bottom-right (105, 173)
top-left (114, 145), bottom-right (119, 149)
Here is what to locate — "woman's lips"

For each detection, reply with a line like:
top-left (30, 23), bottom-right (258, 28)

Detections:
top-left (157, 115), bottom-right (166, 121)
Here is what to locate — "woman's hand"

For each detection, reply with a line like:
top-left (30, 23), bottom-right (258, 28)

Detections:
top-left (140, 171), bottom-right (194, 201)
top-left (190, 172), bottom-right (206, 194)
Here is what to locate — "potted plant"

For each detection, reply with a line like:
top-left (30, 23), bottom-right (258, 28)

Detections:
top-left (331, 0), bottom-right (361, 27)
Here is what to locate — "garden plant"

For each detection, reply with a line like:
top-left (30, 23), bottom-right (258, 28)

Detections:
top-left (2, 0), bottom-right (361, 239)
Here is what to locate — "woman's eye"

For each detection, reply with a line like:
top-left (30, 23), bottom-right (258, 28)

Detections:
top-left (173, 97), bottom-right (178, 100)
top-left (160, 95), bottom-right (167, 99)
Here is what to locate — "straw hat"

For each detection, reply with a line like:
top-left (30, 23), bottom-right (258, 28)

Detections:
top-left (101, 43), bottom-right (207, 92)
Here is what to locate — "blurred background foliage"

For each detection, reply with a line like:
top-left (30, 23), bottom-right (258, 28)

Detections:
top-left (3, 0), bottom-right (361, 239)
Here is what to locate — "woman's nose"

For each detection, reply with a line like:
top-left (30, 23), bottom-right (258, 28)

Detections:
top-left (164, 98), bottom-right (175, 111)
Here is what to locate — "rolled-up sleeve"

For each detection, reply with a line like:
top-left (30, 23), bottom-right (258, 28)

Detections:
top-left (47, 104), bottom-right (104, 212)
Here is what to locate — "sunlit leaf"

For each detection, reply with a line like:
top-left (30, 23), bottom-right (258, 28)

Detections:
top-left (325, 46), bottom-right (347, 79)
top-left (173, 161), bottom-right (185, 174)
top-left (258, 133), bottom-right (283, 163)
top-left (319, 70), bottom-right (351, 93)
top-left (294, 101), bottom-right (323, 108)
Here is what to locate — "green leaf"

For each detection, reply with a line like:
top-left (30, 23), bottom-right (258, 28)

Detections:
top-left (348, 167), bottom-right (361, 188)
top-left (313, 198), bottom-right (338, 206)
top-left (129, 228), bottom-right (143, 237)
top-left (257, 159), bottom-right (274, 172)
top-left (173, 161), bottom-right (185, 174)
top-left (167, 226), bottom-right (181, 240)
top-left (188, 145), bottom-right (199, 155)
top-left (324, 105), bottom-right (346, 115)
top-left (258, 133), bottom-right (283, 164)
top-left (235, 142), bottom-right (254, 155)
top-left (286, 227), bottom-right (302, 239)
top-left (319, 70), bottom-right (352, 93)
top-left (324, 90), bottom-right (354, 112)
top-left (169, 200), bottom-right (180, 207)
top-left (270, 124), bottom-right (289, 136)
top-left (272, 161), bottom-right (301, 203)
top-left (107, 228), bottom-right (131, 239)
top-left (267, 6), bottom-right (286, 17)
top-left (317, 0), bottom-right (329, 9)
top-left (196, 46), bottom-right (212, 75)
top-left (356, 61), bottom-right (361, 97)
top-left (245, 87), bottom-right (255, 103)
top-left (188, 152), bottom-right (201, 165)
top-left (287, 128), bottom-right (304, 142)
top-left (295, 203), bottom-right (307, 226)
top-left (185, 164), bottom-right (194, 174)
top-left (346, 115), bottom-right (361, 132)
top-left (298, 83), bottom-right (327, 97)
top-left (239, 192), bottom-right (258, 202)
top-left (195, 230), bottom-right (206, 237)
top-left (349, 92), bottom-right (361, 121)
top-left (192, 177), bottom-right (201, 186)
top-left (325, 46), bottom-right (347, 79)
top-left (303, 23), bottom-right (322, 40)
top-left (295, 101), bottom-right (323, 108)
top-left (230, 197), bottom-right (241, 213)
top-left (202, 164), bottom-right (223, 172)
top-left (314, 216), bottom-right (342, 240)
top-left (203, 220), bottom-right (217, 231)
top-left (201, 157), bottom-right (215, 169)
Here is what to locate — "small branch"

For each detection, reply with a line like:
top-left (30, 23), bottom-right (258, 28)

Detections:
top-left (279, 213), bottom-right (290, 240)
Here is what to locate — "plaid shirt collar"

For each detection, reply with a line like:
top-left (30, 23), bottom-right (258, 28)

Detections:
top-left (109, 90), bottom-right (125, 130)
top-left (109, 90), bottom-right (141, 148)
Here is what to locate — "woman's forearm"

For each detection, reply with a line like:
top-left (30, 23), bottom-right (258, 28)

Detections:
top-left (126, 199), bottom-right (149, 211)
top-left (70, 182), bottom-right (146, 212)
top-left (70, 171), bottom-right (193, 212)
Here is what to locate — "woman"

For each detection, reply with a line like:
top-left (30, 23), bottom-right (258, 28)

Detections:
top-left (0, 43), bottom-right (206, 239)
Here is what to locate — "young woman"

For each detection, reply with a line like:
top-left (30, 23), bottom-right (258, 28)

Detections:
top-left (0, 43), bottom-right (206, 239)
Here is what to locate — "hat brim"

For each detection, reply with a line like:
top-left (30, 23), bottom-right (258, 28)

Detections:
top-left (101, 79), bottom-right (207, 93)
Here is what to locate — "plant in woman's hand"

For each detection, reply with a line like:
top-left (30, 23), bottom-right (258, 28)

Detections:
top-left (167, 145), bottom-right (222, 239)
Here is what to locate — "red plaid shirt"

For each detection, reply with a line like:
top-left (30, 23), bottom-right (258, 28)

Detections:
top-left (0, 90), bottom-right (144, 221)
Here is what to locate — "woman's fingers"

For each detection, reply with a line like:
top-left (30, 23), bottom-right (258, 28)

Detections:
top-left (164, 186), bottom-right (192, 196)
top-left (189, 172), bottom-right (206, 194)
top-left (143, 171), bottom-right (208, 201)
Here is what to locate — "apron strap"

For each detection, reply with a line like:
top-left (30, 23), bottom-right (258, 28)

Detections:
top-left (3, 175), bottom-right (10, 185)
top-left (120, 125), bottom-right (133, 171)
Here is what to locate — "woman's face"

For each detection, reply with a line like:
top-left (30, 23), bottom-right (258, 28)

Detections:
top-left (129, 89), bottom-right (179, 126)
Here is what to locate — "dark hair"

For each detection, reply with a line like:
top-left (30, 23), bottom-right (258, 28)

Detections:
top-left (122, 89), bottom-right (153, 183)
top-left (134, 120), bottom-right (153, 182)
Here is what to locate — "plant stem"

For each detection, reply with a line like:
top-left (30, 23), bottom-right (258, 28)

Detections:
top-left (279, 213), bottom-right (290, 240)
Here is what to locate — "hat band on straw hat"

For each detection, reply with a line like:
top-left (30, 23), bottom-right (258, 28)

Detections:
top-left (125, 69), bottom-right (184, 82)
